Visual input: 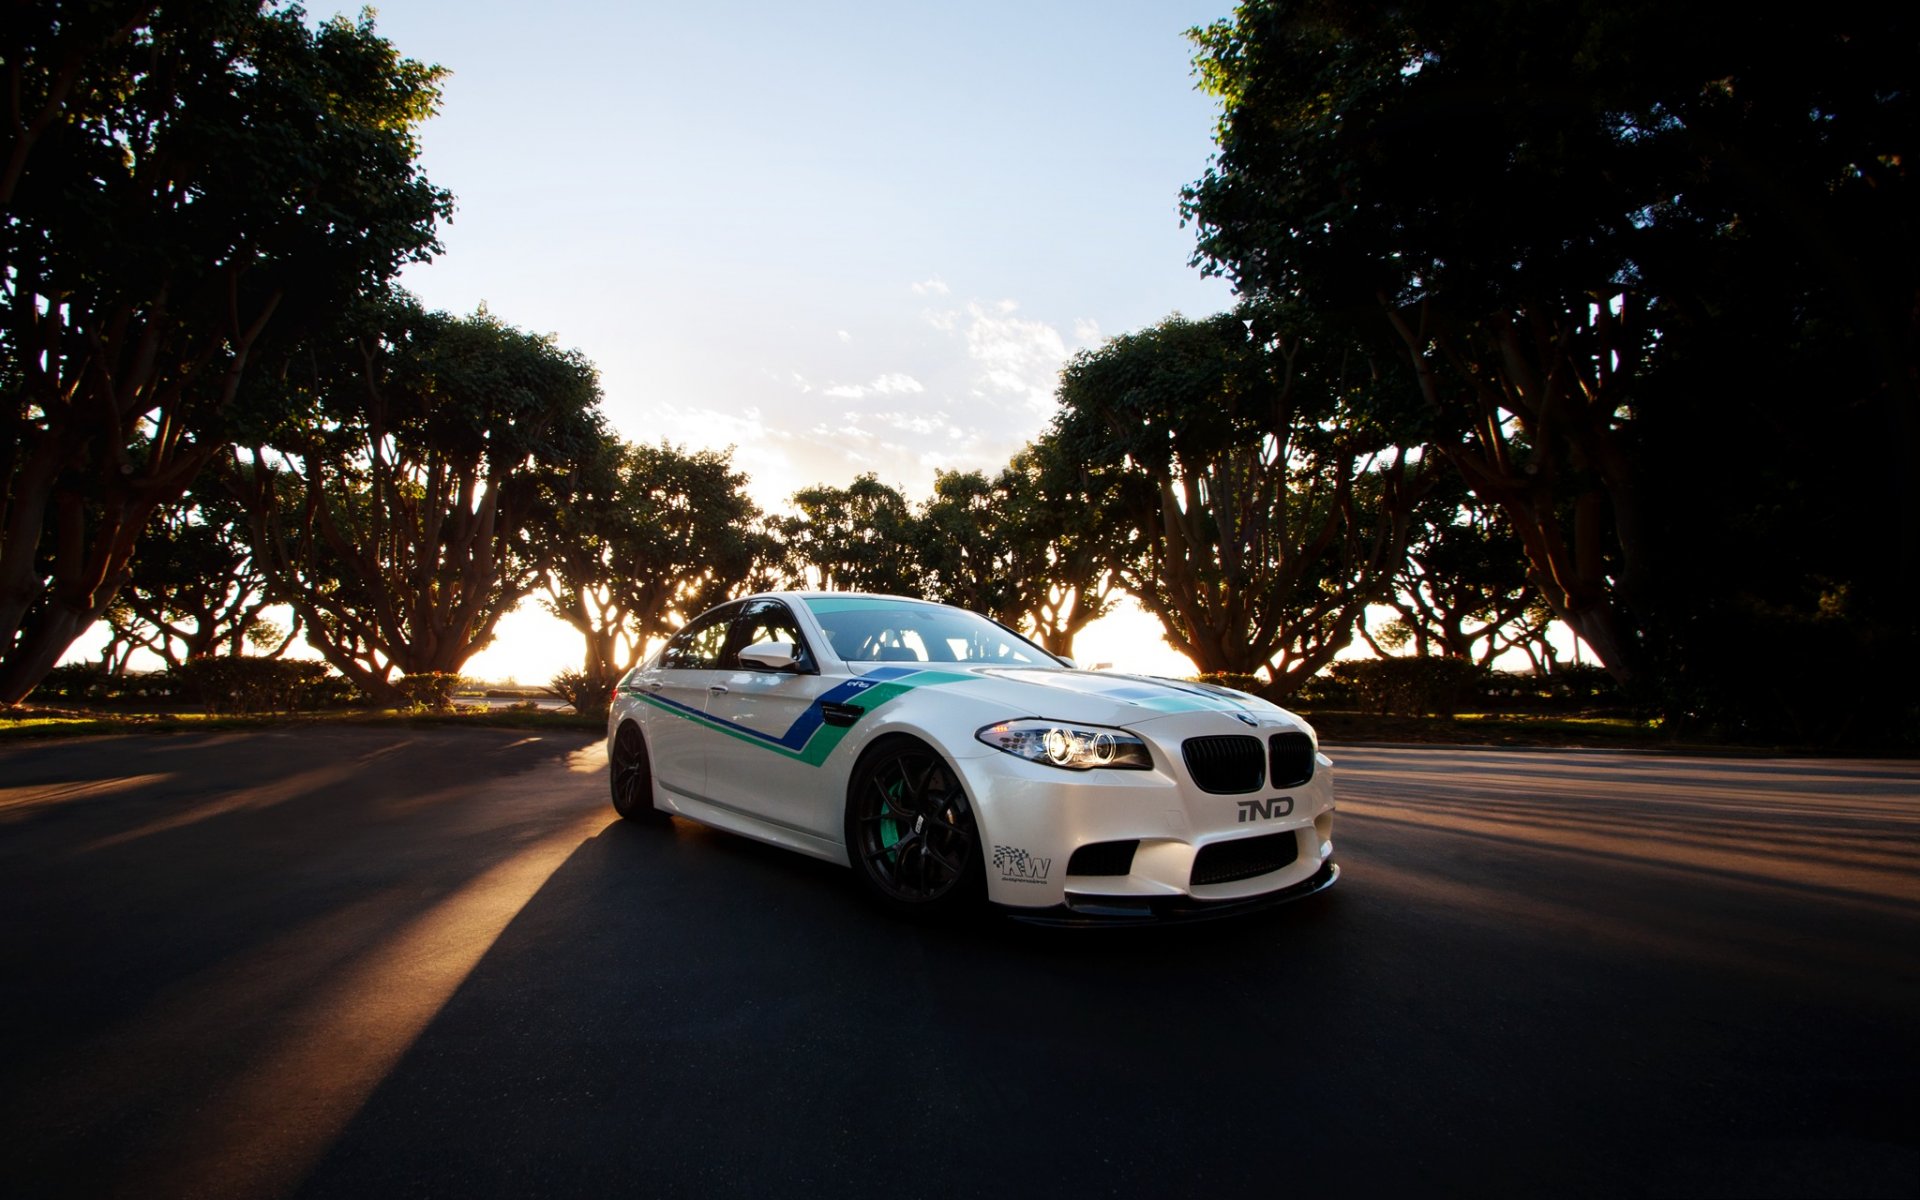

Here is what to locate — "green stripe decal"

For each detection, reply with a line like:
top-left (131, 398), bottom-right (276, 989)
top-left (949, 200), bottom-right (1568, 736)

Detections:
top-left (637, 670), bottom-right (976, 768)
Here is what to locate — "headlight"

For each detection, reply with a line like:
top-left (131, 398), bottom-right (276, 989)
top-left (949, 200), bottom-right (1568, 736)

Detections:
top-left (975, 719), bottom-right (1153, 771)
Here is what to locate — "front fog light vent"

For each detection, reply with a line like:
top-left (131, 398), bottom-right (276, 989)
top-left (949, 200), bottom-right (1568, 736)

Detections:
top-left (1191, 830), bottom-right (1300, 886)
top-left (1067, 840), bottom-right (1139, 877)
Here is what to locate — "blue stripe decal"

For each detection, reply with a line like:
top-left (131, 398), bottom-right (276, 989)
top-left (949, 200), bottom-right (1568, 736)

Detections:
top-left (640, 668), bottom-right (942, 753)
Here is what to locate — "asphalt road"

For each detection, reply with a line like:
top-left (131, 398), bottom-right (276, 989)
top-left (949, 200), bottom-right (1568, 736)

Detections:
top-left (0, 729), bottom-right (1914, 1199)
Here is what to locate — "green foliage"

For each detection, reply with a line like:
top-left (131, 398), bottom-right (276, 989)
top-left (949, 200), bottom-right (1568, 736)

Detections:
top-left (1326, 658), bottom-right (1491, 718)
top-left (778, 474), bottom-right (923, 595)
top-left (1053, 305), bottom-right (1429, 688)
top-left (1365, 481), bottom-right (1549, 668)
top-left (538, 437), bottom-right (759, 691)
top-left (168, 658), bottom-right (354, 714)
top-left (1187, 672), bottom-right (1271, 700)
top-left (0, 1), bottom-right (450, 706)
top-left (1297, 661), bottom-right (1622, 715)
top-left (1182, 0), bottom-right (1918, 742)
top-left (915, 470), bottom-right (1023, 622)
top-left (34, 664), bottom-right (123, 705)
top-left (242, 296), bottom-right (607, 701)
top-left (914, 439), bottom-right (1133, 657)
top-left (392, 673), bottom-right (464, 714)
top-left (1480, 665), bottom-right (1620, 709)
top-left (105, 470), bottom-right (288, 668)
top-left (548, 668), bottom-right (615, 717)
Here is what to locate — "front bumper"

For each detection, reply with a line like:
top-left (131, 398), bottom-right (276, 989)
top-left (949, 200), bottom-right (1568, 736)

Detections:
top-left (1008, 860), bottom-right (1339, 926)
top-left (950, 714), bottom-right (1338, 912)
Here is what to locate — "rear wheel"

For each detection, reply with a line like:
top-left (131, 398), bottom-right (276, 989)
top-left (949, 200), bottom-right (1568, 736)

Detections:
top-left (610, 722), bottom-right (668, 824)
top-left (845, 737), bottom-right (982, 916)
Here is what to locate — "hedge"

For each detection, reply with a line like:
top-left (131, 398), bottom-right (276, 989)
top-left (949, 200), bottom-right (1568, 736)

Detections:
top-left (32, 660), bottom-right (363, 712)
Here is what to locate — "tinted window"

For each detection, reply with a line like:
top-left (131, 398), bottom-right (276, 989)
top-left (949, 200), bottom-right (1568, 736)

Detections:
top-left (659, 603), bottom-right (740, 670)
top-left (804, 597), bottom-right (1056, 666)
top-left (723, 599), bottom-right (816, 672)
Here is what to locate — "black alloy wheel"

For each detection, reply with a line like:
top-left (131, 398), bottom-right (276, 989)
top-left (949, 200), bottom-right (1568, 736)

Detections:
top-left (610, 722), bottom-right (667, 824)
top-left (846, 738), bottom-right (982, 914)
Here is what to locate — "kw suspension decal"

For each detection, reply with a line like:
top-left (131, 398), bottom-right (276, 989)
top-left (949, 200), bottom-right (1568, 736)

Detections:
top-left (992, 845), bottom-right (1052, 884)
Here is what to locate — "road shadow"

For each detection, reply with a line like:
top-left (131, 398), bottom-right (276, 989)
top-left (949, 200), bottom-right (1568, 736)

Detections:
top-left (299, 797), bottom-right (1918, 1199)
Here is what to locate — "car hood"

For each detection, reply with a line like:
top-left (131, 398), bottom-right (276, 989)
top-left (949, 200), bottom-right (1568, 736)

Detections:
top-left (848, 663), bottom-right (1308, 732)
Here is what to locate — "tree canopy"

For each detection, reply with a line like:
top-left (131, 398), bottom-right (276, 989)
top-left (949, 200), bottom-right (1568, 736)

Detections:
top-left (1054, 306), bottom-right (1430, 690)
top-left (1183, 0), bottom-right (1917, 736)
top-left (0, 1), bottom-right (449, 704)
top-left (540, 438), bottom-right (760, 693)
top-left (239, 297), bottom-right (603, 700)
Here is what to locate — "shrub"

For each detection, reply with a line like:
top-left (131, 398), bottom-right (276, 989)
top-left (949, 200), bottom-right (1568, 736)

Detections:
top-left (549, 669), bottom-right (615, 716)
top-left (394, 673), bottom-right (465, 713)
top-left (1187, 672), bottom-right (1272, 700)
top-left (35, 663), bottom-right (114, 703)
top-left (1330, 657), bottom-right (1490, 716)
top-left (1293, 671), bottom-right (1356, 709)
top-left (169, 658), bottom-right (346, 714)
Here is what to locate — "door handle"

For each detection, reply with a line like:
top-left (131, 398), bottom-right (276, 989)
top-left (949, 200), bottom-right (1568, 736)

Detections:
top-left (707, 684), bottom-right (729, 694)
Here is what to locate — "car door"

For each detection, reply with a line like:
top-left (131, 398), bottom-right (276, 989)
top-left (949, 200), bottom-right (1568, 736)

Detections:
top-left (634, 602), bottom-right (739, 802)
top-left (701, 598), bottom-right (844, 837)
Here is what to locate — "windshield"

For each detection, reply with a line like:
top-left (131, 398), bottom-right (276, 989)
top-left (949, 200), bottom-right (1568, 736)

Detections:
top-left (804, 596), bottom-right (1060, 667)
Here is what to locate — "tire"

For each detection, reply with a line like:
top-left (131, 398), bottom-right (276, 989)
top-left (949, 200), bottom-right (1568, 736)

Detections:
top-left (609, 721), bottom-right (668, 824)
top-left (844, 736), bottom-right (983, 916)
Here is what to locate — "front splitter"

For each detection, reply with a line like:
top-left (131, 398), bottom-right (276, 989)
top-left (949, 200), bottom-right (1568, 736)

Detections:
top-left (1004, 860), bottom-right (1339, 928)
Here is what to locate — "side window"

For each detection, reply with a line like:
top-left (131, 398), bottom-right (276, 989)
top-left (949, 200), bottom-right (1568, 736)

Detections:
top-left (723, 599), bottom-right (816, 673)
top-left (659, 604), bottom-right (739, 670)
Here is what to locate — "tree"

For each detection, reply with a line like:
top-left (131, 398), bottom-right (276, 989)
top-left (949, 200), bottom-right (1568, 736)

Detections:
top-left (983, 438), bottom-right (1132, 659)
top-left (915, 470), bottom-right (1023, 625)
top-left (778, 474), bottom-right (923, 594)
top-left (102, 470), bottom-right (295, 667)
top-left (539, 437), bottom-right (759, 691)
top-left (240, 299), bottom-right (603, 701)
top-left (1360, 483), bottom-right (1549, 669)
top-left (0, 1), bottom-right (448, 705)
top-left (1184, 1), bottom-right (1917, 737)
top-left (1054, 308), bottom-right (1430, 693)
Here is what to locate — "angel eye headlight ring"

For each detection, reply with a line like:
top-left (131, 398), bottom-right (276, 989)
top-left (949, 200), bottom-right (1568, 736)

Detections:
top-left (976, 719), bottom-right (1153, 771)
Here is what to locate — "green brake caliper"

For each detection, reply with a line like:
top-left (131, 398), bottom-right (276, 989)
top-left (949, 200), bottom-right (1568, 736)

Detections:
top-left (878, 777), bottom-right (903, 855)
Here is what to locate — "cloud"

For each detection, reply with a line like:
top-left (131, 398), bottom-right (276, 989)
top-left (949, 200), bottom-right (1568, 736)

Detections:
top-left (1073, 317), bottom-right (1103, 344)
top-left (873, 410), bottom-right (951, 437)
top-left (911, 277), bottom-right (951, 296)
top-left (822, 372), bottom-right (925, 399)
top-left (959, 302), bottom-right (1068, 415)
top-left (837, 329), bottom-right (851, 342)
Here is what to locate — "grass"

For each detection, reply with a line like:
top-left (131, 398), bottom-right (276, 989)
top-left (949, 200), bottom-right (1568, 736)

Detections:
top-left (0, 704), bottom-right (604, 741)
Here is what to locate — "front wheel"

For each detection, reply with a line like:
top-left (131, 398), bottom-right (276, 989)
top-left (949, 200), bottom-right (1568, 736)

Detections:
top-left (610, 722), bottom-right (668, 824)
top-left (845, 737), bottom-right (982, 916)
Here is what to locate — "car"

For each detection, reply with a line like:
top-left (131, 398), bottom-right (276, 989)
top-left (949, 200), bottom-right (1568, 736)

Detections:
top-left (606, 592), bottom-right (1338, 922)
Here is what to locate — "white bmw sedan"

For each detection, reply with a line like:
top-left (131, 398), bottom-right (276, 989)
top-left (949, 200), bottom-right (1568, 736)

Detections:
top-left (607, 593), bottom-right (1337, 923)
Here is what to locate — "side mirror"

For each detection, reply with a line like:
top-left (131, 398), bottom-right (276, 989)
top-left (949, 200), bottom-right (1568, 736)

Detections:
top-left (739, 639), bottom-right (801, 671)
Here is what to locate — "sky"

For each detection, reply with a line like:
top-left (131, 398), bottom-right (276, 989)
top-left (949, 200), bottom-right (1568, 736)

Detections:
top-left (369, 0), bottom-right (1242, 681)
top-left (373, 0), bottom-right (1237, 504)
top-left (67, 0), bottom-right (1247, 682)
